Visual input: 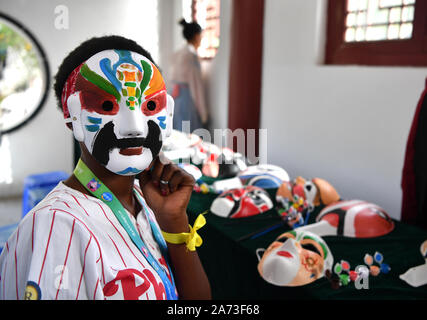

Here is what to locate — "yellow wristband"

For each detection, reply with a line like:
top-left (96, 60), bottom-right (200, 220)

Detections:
top-left (161, 212), bottom-right (207, 251)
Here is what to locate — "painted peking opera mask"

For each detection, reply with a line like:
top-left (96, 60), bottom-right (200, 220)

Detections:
top-left (62, 49), bottom-right (174, 175)
top-left (257, 229), bottom-right (333, 286)
top-left (210, 186), bottom-right (273, 218)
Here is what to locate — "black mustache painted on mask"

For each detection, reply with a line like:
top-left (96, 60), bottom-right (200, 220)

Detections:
top-left (92, 120), bottom-right (162, 166)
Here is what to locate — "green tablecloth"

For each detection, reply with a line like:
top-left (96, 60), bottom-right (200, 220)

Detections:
top-left (187, 188), bottom-right (427, 300)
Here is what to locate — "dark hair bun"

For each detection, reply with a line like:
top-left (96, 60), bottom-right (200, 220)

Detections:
top-left (179, 18), bottom-right (202, 41)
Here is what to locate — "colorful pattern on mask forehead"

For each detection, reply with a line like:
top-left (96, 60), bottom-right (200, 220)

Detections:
top-left (61, 49), bottom-right (166, 119)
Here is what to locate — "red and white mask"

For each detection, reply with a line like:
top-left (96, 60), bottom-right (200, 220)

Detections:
top-left (314, 200), bottom-right (395, 238)
top-left (210, 186), bottom-right (273, 218)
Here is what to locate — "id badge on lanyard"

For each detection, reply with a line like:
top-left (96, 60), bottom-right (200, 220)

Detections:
top-left (74, 159), bottom-right (178, 300)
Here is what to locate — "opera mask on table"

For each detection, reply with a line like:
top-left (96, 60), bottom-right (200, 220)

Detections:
top-left (238, 164), bottom-right (290, 188)
top-left (210, 186), bottom-right (273, 218)
top-left (400, 240), bottom-right (427, 287)
top-left (257, 229), bottom-right (333, 287)
top-left (313, 200), bottom-right (395, 238)
top-left (62, 49), bottom-right (174, 175)
top-left (276, 176), bottom-right (340, 212)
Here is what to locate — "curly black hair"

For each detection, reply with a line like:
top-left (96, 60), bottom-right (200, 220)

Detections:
top-left (53, 35), bottom-right (156, 111)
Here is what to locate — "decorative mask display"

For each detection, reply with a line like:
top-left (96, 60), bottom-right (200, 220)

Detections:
top-left (276, 177), bottom-right (340, 212)
top-left (275, 177), bottom-right (340, 228)
top-left (276, 177), bottom-right (312, 228)
top-left (400, 240), bottom-right (427, 287)
top-left (202, 153), bottom-right (220, 178)
top-left (238, 164), bottom-right (290, 185)
top-left (191, 141), bottom-right (221, 166)
top-left (210, 186), bottom-right (273, 218)
top-left (62, 49), bottom-right (174, 175)
top-left (197, 145), bottom-right (246, 179)
top-left (177, 163), bottom-right (202, 181)
top-left (162, 129), bottom-right (201, 151)
top-left (297, 200), bottom-right (395, 238)
top-left (216, 154), bottom-right (242, 180)
top-left (257, 229), bottom-right (333, 286)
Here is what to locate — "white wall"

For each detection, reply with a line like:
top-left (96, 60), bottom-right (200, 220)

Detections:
top-left (260, 0), bottom-right (427, 220)
top-left (0, 0), bottom-right (160, 198)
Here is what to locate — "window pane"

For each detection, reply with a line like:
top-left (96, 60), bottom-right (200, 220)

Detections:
top-left (367, 8), bottom-right (389, 24)
top-left (357, 12), bottom-right (367, 26)
top-left (399, 22), bottom-right (413, 38)
top-left (387, 23), bottom-right (400, 39)
top-left (366, 25), bottom-right (388, 40)
top-left (356, 27), bottom-right (366, 41)
top-left (188, 0), bottom-right (221, 59)
top-left (401, 6), bottom-right (414, 22)
top-left (389, 7), bottom-right (402, 22)
top-left (347, 13), bottom-right (357, 26)
top-left (344, 0), bottom-right (415, 43)
top-left (347, 0), bottom-right (360, 12)
top-left (345, 28), bottom-right (356, 41)
top-left (379, 0), bottom-right (402, 7)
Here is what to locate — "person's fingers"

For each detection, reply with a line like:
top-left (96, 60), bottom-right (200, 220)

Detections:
top-left (159, 163), bottom-right (179, 196)
top-left (137, 170), bottom-right (151, 189)
top-left (150, 157), bottom-right (165, 186)
top-left (168, 168), bottom-right (195, 193)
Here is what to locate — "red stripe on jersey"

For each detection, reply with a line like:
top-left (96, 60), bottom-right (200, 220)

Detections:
top-left (31, 212), bottom-right (36, 252)
top-left (93, 278), bottom-right (100, 300)
top-left (76, 236), bottom-right (92, 300)
top-left (50, 208), bottom-right (106, 285)
top-left (45, 197), bottom-right (71, 209)
top-left (61, 200), bottom-right (71, 208)
top-left (2, 254), bottom-right (7, 298)
top-left (14, 227), bottom-right (19, 299)
top-left (48, 190), bottom-right (64, 195)
top-left (55, 219), bottom-right (76, 300)
top-left (95, 202), bottom-right (146, 269)
top-left (38, 211), bottom-right (56, 284)
top-left (31, 204), bottom-right (54, 252)
top-left (108, 235), bottom-right (127, 268)
top-left (67, 192), bottom-right (90, 217)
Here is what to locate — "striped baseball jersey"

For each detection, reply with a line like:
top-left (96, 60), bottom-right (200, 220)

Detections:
top-left (0, 182), bottom-right (177, 300)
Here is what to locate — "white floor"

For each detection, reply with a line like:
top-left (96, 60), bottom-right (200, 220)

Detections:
top-left (0, 196), bottom-right (22, 226)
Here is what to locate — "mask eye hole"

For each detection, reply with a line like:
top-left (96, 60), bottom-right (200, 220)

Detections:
top-left (276, 237), bottom-right (287, 243)
top-left (102, 100), bottom-right (114, 112)
top-left (147, 100), bottom-right (156, 111)
top-left (301, 243), bottom-right (321, 256)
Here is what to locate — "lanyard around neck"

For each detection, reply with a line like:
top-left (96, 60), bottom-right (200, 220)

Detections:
top-left (73, 159), bottom-right (177, 300)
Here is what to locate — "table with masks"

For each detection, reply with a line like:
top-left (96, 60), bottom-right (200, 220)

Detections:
top-left (163, 130), bottom-right (427, 300)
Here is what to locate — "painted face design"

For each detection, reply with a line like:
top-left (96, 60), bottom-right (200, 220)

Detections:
top-left (62, 49), bottom-right (174, 175)
top-left (257, 230), bottom-right (333, 286)
top-left (210, 186), bottom-right (273, 218)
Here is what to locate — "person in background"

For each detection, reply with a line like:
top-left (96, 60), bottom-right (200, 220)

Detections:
top-left (169, 18), bottom-right (209, 132)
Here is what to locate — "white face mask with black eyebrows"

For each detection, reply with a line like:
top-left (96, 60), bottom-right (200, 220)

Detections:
top-left (64, 49), bottom-right (174, 175)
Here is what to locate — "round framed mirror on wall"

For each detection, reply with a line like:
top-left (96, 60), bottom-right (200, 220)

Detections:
top-left (0, 12), bottom-right (50, 134)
